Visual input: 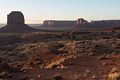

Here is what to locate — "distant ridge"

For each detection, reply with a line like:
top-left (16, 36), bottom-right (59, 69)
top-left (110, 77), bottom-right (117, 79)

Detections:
top-left (40, 19), bottom-right (120, 31)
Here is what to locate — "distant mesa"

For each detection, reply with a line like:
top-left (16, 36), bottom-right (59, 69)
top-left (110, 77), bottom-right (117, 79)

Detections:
top-left (43, 20), bottom-right (55, 26)
top-left (0, 11), bottom-right (120, 32)
top-left (42, 18), bottom-right (120, 31)
top-left (43, 20), bottom-right (76, 27)
top-left (0, 11), bottom-right (37, 33)
top-left (43, 18), bottom-right (88, 27)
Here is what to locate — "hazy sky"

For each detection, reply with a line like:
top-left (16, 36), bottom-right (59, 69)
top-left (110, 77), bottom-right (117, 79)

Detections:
top-left (0, 0), bottom-right (120, 24)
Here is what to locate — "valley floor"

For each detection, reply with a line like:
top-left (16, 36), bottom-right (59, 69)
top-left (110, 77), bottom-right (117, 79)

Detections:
top-left (0, 31), bottom-right (120, 80)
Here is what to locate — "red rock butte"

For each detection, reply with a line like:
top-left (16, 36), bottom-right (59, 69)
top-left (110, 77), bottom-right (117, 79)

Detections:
top-left (7, 11), bottom-right (25, 24)
top-left (77, 18), bottom-right (89, 26)
top-left (0, 11), bottom-right (37, 33)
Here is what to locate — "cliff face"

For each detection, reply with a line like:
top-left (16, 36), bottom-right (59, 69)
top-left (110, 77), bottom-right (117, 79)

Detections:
top-left (0, 11), bottom-right (37, 33)
top-left (7, 11), bottom-right (25, 24)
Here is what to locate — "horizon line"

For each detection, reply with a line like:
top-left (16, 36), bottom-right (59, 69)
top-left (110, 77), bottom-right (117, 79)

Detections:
top-left (1, 18), bottom-right (120, 24)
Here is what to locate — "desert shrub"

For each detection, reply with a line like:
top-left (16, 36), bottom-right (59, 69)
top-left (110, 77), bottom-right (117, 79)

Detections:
top-left (51, 64), bottom-right (58, 69)
top-left (108, 67), bottom-right (120, 80)
top-left (116, 43), bottom-right (120, 49)
top-left (98, 55), bottom-right (109, 60)
top-left (49, 43), bottom-right (64, 54)
top-left (116, 34), bottom-right (120, 39)
top-left (102, 36), bottom-right (111, 39)
top-left (52, 74), bottom-right (62, 80)
top-left (49, 43), bottom-right (64, 49)
top-left (92, 44), bottom-right (113, 55)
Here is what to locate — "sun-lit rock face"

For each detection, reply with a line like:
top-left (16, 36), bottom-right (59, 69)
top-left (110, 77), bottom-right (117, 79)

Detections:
top-left (7, 11), bottom-right (25, 24)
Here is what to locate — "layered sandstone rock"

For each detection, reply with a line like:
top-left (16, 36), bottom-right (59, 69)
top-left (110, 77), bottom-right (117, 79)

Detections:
top-left (0, 11), bottom-right (37, 33)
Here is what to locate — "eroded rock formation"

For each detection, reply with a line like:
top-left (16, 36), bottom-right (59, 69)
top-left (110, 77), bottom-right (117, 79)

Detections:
top-left (0, 11), bottom-right (37, 33)
top-left (7, 11), bottom-right (25, 24)
top-left (77, 18), bottom-right (88, 26)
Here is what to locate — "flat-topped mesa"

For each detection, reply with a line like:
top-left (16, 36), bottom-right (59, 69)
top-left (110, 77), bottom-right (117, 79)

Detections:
top-left (43, 18), bottom-right (89, 27)
top-left (7, 11), bottom-right (25, 24)
top-left (91, 20), bottom-right (120, 27)
top-left (43, 20), bottom-right (55, 26)
top-left (77, 18), bottom-right (88, 26)
top-left (43, 20), bottom-right (76, 27)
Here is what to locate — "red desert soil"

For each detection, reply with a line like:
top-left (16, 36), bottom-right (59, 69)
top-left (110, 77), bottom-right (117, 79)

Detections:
top-left (27, 54), bottom-right (120, 80)
top-left (0, 32), bottom-right (120, 80)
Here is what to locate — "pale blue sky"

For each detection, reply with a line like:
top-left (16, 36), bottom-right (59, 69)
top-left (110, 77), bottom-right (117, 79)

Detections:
top-left (0, 0), bottom-right (120, 23)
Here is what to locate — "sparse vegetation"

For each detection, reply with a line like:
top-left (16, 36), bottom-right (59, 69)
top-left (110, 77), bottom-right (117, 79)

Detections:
top-left (108, 67), bottom-right (120, 80)
top-left (0, 32), bottom-right (120, 80)
top-left (52, 74), bottom-right (62, 80)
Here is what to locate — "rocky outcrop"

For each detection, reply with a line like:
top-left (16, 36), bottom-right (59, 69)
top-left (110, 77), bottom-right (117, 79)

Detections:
top-left (77, 18), bottom-right (88, 26)
top-left (7, 11), bottom-right (25, 24)
top-left (0, 11), bottom-right (37, 33)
